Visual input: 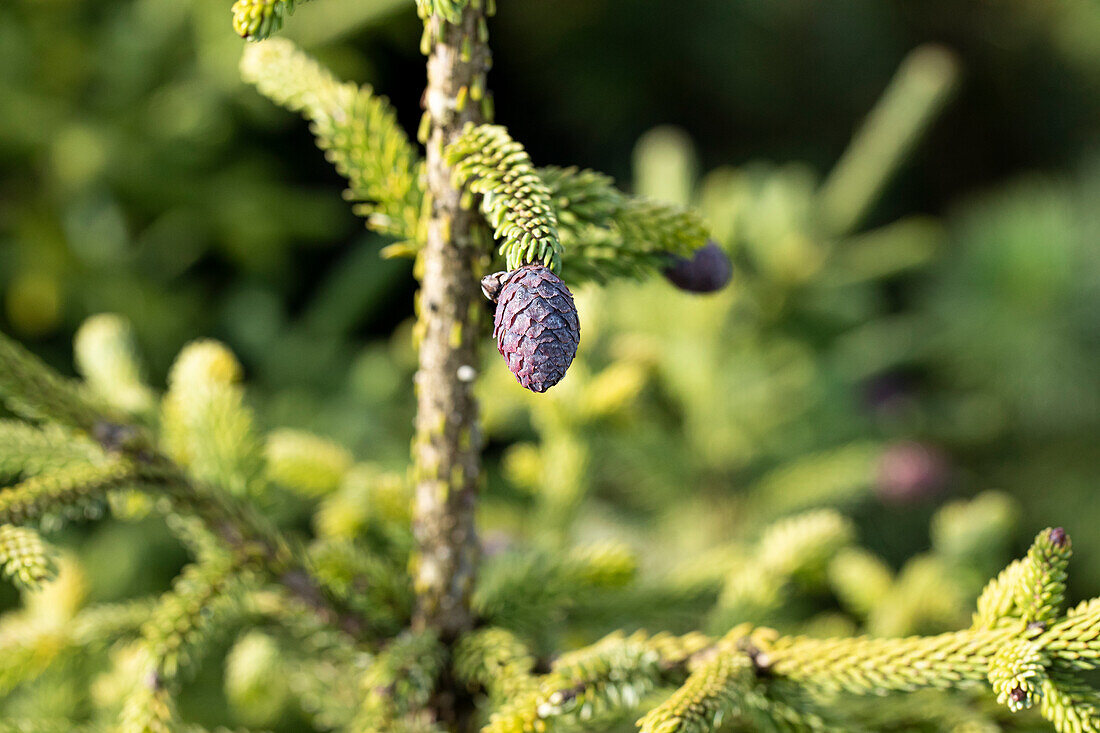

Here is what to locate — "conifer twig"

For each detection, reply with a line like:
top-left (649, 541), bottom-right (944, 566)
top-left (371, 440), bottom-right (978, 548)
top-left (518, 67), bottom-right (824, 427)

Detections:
top-left (0, 329), bottom-right (370, 640)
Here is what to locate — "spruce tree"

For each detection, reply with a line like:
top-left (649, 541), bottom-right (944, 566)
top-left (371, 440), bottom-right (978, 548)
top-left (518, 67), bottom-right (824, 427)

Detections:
top-left (2, 3), bottom-right (1100, 732)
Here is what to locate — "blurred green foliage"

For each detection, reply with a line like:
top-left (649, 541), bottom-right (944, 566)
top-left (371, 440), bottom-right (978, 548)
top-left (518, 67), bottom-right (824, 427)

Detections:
top-left (4, 0), bottom-right (1100, 729)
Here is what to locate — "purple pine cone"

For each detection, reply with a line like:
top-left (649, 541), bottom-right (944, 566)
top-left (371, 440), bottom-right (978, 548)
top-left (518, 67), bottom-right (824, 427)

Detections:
top-left (662, 240), bottom-right (732, 293)
top-left (482, 265), bottom-right (580, 393)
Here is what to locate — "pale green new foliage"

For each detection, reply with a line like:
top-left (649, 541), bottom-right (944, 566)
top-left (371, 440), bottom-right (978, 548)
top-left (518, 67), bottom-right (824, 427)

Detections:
top-left (1038, 599), bottom-right (1100, 671)
top-left (162, 340), bottom-right (262, 496)
top-left (118, 674), bottom-right (179, 733)
top-left (313, 464), bottom-right (411, 538)
top-left (241, 39), bottom-right (423, 245)
top-left (539, 166), bottom-right (622, 232)
top-left (73, 314), bottom-right (155, 418)
top-left (445, 124), bottom-right (563, 271)
top-left (755, 509), bottom-right (854, 579)
top-left (1016, 527), bottom-right (1071, 627)
top-left (264, 428), bottom-right (353, 496)
top-left (224, 630), bottom-right (289, 725)
top-left (988, 637), bottom-right (1046, 712)
top-left (827, 546), bottom-right (894, 618)
top-left (933, 491), bottom-right (1021, 570)
top-left (232, 0), bottom-right (311, 41)
top-left (479, 528), bottom-right (1100, 733)
top-left (238, 39), bottom-right (709, 283)
top-left (0, 594), bottom-right (151, 700)
top-left (817, 44), bottom-right (960, 236)
top-left (0, 525), bottom-right (57, 591)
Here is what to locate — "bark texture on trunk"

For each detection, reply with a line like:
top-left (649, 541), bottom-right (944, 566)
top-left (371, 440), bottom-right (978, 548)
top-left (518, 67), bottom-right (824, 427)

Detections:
top-left (412, 4), bottom-right (490, 643)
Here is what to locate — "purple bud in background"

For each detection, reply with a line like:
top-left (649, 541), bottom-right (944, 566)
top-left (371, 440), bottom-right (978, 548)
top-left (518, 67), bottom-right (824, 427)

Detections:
top-left (876, 441), bottom-right (950, 505)
top-left (860, 373), bottom-right (915, 419)
top-left (662, 240), bottom-right (732, 293)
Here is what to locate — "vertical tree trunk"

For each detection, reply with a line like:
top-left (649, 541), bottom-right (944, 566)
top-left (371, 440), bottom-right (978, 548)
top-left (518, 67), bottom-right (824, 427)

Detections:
top-left (413, 4), bottom-right (490, 643)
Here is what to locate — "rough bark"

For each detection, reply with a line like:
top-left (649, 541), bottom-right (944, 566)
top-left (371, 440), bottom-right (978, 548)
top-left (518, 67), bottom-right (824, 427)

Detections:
top-left (412, 4), bottom-right (490, 642)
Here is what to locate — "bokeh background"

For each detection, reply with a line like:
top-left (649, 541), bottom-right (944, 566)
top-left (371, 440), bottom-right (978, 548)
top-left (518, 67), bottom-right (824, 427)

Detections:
top-left (4, 0), bottom-right (1100, 728)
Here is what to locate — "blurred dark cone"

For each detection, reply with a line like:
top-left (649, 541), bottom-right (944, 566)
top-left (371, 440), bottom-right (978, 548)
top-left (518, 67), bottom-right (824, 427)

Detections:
top-left (662, 240), bottom-right (733, 293)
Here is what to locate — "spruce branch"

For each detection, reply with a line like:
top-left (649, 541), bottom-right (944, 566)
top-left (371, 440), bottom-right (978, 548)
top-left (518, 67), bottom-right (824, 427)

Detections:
top-left (0, 328), bottom-right (371, 641)
top-left (1015, 526), bottom-right (1071, 627)
top-left (988, 637), bottom-right (1047, 712)
top-left (0, 458), bottom-right (141, 527)
top-left (148, 461), bottom-right (374, 639)
top-left (0, 332), bottom-right (115, 432)
top-left (140, 556), bottom-right (252, 686)
top-left (767, 627), bottom-right (1011, 695)
top-left (481, 631), bottom-right (715, 733)
top-left (445, 123), bottom-right (563, 271)
top-left (483, 631), bottom-right (668, 733)
top-left (539, 165), bottom-right (709, 284)
top-left (715, 509), bottom-right (854, 627)
top-left (473, 542), bottom-right (637, 635)
top-left (118, 675), bottom-right (180, 733)
top-left (246, 587), bottom-right (372, 729)
top-left (453, 627), bottom-right (536, 700)
top-left (974, 558), bottom-right (1027, 629)
top-left (539, 165), bottom-right (622, 231)
top-left (1040, 671), bottom-right (1100, 733)
top-left (0, 420), bottom-right (101, 480)
top-left (119, 557), bottom-right (255, 733)
top-left (352, 630), bottom-right (447, 732)
top-left (0, 615), bottom-right (67, 697)
top-left (475, 528), bottom-right (1100, 731)
top-left (636, 650), bottom-right (756, 733)
top-left (1036, 600), bottom-right (1100, 671)
top-left (307, 537), bottom-right (412, 636)
top-left (241, 38), bottom-right (423, 244)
